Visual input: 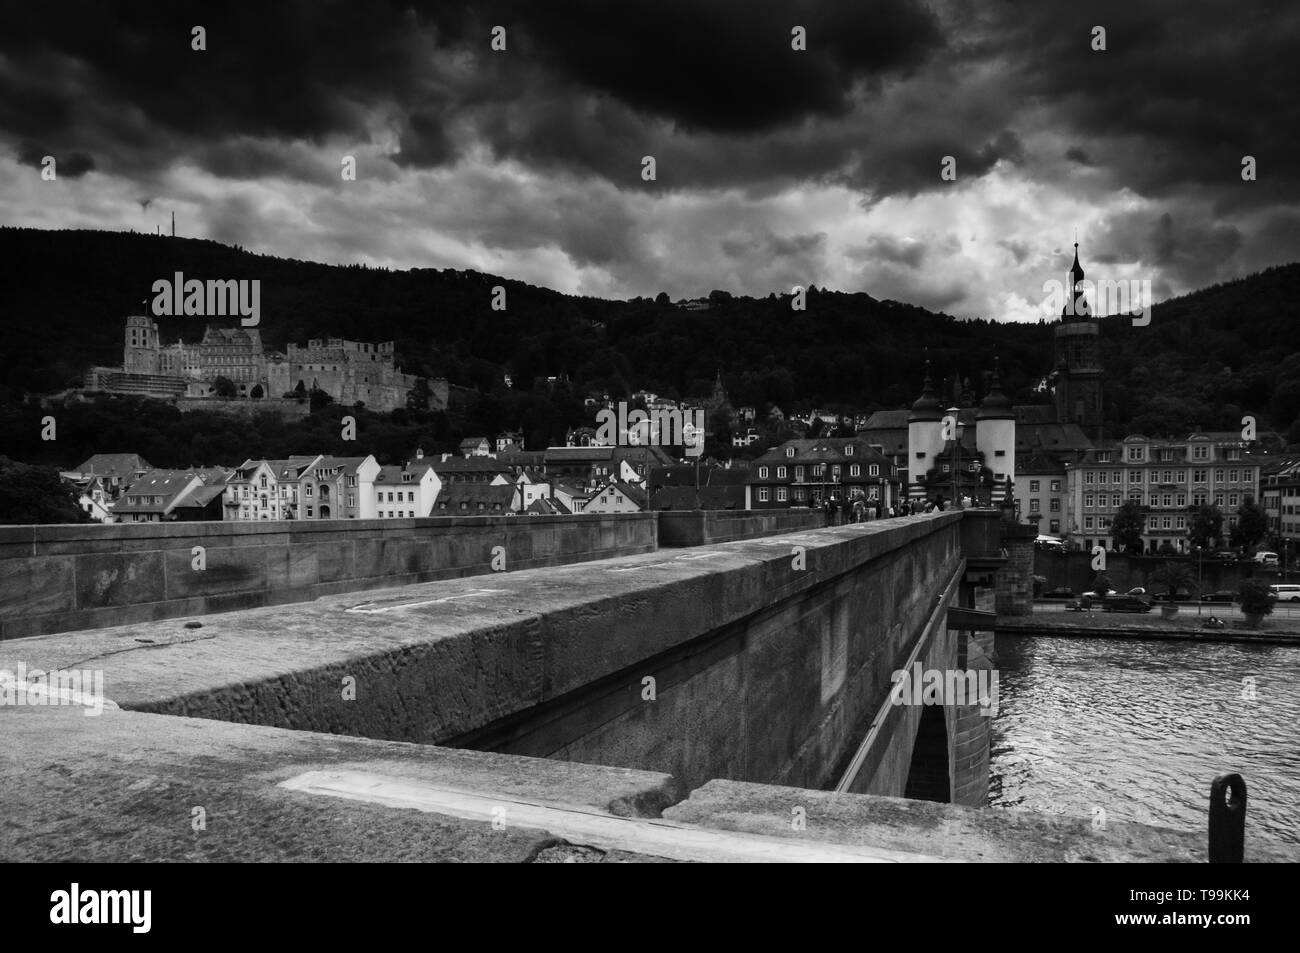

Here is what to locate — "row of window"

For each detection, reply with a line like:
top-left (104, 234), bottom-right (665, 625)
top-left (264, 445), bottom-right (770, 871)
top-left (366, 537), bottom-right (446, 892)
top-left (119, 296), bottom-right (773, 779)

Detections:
top-left (757, 463), bottom-right (880, 479)
top-left (1095, 446), bottom-right (1242, 464)
top-left (784, 445), bottom-right (859, 457)
top-left (1083, 468), bottom-right (1251, 485)
top-left (1028, 480), bottom-right (1064, 493)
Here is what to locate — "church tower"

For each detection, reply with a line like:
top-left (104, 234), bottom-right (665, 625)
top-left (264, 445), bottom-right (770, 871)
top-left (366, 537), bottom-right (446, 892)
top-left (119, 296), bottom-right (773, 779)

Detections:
top-left (1052, 241), bottom-right (1103, 432)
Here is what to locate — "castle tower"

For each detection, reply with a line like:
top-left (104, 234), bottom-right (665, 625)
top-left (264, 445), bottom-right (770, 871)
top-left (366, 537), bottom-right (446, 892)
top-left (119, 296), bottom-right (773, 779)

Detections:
top-left (976, 358), bottom-right (1017, 503)
top-left (1052, 240), bottom-right (1103, 432)
top-left (123, 314), bottom-right (160, 375)
top-left (907, 360), bottom-right (945, 500)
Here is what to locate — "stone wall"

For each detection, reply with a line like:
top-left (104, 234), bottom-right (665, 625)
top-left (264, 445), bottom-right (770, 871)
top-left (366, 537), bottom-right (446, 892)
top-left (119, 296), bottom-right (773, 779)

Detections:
top-left (657, 508), bottom-right (827, 547)
top-left (0, 513), bottom-right (656, 640)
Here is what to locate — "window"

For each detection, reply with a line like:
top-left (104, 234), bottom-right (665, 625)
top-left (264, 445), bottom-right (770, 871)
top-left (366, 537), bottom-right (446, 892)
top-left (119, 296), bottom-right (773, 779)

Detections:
top-left (1050, 480), bottom-right (1061, 492)
top-left (1049, 520), bottom-right (1060, 533)
top-left (786, 447), bottom-right (795, 458)
top-left (1085, 494), bottom-right (1094, 508)
top-left (1193, 469), bottom-right (1207, 483)
top-left (1085, 472), bottom-right (1095, 484)
top-left (1193, 445), bottom-right (1209, 460)
top-left (259, 475), bottom-right (267, 488)
top-left (869, 464), bottom-right (880, 477)
top-left (1229, 493), bottom-right (1239, 506)
top-left (1029, 499), bottom-right (1040, 512)
top-left (942, 464), bottom-right (951, 473)
top-left (306, 485), bottom-right (313, 498)
top-left (1127, 446), bottom-right (1143, 461)
top-left (777, 487), bottom-right (788, 501)
top-left (850, 464), bottom-right (861, 477)
top-left (1129, 470), bottom-right (1141, 483)
top-left (1030, 480), bottom-right (1040, 492)
top-left (1176, 516), bottom-right (1186, 529)
top-left (759, 466), bottom-right (769, 479)
top-left (1162, 494), bottom-right (1172, 507)
top-left (1229, 469), bottom-right (1238, 483)
top-left (915, 452), bottom-right (926, 460)
top-left (845, 445), bottom-right (855, 456)
top-left (1111, 494), bottom-right (1121, 508)
top-left (1050, 499), bottom-right (1060, 512)
top-left (1096, 452), bottom-right (1111, 463)
top-left (1149, 471), bottom-right (1159, 484)
top-left (306, 507), bottom-right (313, 517)
top-left (347, 494), bottom-right (355, 507)
top-left (1085, 517), bottom-right (1094, 529)
top-left (795, 466), bottom-right (804, 481)
top-left (758, 487), bottom-right (770, 502)
top-left (777, 466), bottom-right (787, 479)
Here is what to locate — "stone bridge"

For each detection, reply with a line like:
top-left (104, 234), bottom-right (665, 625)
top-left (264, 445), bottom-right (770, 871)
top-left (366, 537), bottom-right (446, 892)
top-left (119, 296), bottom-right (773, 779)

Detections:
top-left (1, 510), bottom-right (1249, 862)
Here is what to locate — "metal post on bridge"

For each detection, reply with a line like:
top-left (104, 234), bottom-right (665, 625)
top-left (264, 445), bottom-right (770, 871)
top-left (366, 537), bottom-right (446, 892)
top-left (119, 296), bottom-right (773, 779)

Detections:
top-left (1208, 772), bottom-right (1246, 863)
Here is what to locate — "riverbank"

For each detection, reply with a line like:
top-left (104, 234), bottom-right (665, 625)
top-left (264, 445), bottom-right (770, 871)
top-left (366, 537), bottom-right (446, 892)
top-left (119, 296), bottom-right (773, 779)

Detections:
top-left (998, 608), bottom-right (1300, 646)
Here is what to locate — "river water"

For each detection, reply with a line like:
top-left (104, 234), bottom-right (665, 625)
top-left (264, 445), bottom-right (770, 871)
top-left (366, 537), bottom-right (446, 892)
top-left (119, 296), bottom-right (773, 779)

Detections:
top-left (989, 634), bottom-right (1300, 853)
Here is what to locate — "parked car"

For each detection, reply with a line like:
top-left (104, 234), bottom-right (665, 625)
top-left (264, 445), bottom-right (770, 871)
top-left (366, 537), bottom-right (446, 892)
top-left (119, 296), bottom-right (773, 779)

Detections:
top-left (1065, 597), bottom-right (1093, 611)
top-left (1268, 584), bottom-right (1300, 602)
top-left (1211, 551), bottom-right (1238, 561)
top-left (1101, 594), bottom-right (1154, 613)
top-left (1126, 587), bottom-right (1147, 596)
top-left (1043, 587), bottom-right (1075, 598)
top-left (1200, 590), bottom-right (1236, 603)
top-left (1152, 591), bottom-right (1192, 602)
top-left (1253, 551), bottom-right (1280, 567)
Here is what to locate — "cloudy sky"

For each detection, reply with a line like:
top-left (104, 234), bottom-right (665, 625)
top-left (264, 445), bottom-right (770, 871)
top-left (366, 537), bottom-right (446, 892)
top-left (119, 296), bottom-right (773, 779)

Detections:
top-left (2, 0), bottom-right (1297, 320)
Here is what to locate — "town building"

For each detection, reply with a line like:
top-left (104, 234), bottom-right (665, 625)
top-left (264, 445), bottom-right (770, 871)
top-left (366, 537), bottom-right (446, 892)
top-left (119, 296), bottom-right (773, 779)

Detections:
top-left (373, 462), bottom-right (439, 518)
top-left (1260, 458), bottom-right (1300, 549)
top-left (744, 437), bottom-right (899, 509)
top-left (223, 455), bottom-right (380, 520)
top-left (580, 479), bottom-right (647, 514)
top-left (1062, 434), bottom-right (1264, 553)
top-left (112, 468), bottom-right (231, 523)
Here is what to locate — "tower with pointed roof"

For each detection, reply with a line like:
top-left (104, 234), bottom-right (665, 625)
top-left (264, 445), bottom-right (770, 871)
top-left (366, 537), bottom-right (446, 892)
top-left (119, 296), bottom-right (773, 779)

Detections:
top-left (976, 357), bottom-right (1017, 501)
top-left (1052, 239), bottom-right (1103, 433)
top-left (907, 359), bottom-right (945, 497)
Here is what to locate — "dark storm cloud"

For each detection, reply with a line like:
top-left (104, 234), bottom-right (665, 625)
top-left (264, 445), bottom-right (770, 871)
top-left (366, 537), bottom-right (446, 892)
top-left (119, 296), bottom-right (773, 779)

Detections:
top-left (15, 142), bottom-right (95, 177)
top-left (964, 0), bottom-right (1300, 210)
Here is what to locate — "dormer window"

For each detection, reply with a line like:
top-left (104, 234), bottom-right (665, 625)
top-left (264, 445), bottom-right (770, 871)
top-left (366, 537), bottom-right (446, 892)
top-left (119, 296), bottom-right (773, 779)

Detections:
top-left (845, 445), bottom-right (854, 456)
top-left (786, 448), bottom-right (795, 458)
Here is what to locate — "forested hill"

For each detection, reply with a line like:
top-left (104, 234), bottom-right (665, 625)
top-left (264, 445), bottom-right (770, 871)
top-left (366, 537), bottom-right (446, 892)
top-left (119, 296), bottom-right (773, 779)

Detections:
top-left (1, 226), bottom-right (1298, 440)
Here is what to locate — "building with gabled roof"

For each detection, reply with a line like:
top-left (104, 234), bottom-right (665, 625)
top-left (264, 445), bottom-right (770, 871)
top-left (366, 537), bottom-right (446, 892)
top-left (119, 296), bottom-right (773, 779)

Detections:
top-left (581, 479), bottom-right (647, 514)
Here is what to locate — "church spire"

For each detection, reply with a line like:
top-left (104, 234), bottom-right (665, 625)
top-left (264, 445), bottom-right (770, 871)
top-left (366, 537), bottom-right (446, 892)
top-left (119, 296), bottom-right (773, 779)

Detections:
top-left (1063, 237), bottom-right (1090, 319)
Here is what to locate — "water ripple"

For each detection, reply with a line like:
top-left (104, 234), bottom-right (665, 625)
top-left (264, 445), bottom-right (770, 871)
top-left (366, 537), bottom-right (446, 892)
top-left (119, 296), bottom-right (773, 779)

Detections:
top-left (989, 634), bottom-right (1300, 852)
